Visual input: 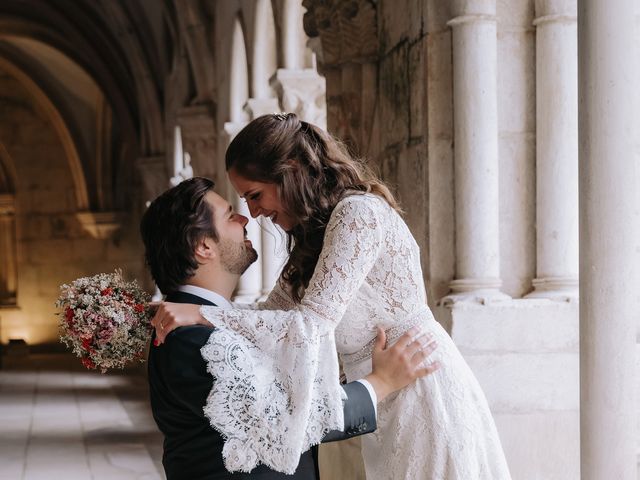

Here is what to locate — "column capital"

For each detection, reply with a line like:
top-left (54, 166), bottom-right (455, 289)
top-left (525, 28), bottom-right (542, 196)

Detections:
top-left (272, 68), bottom-right (327, 128)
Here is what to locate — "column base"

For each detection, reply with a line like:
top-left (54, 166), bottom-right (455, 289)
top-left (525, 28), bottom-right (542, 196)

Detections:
top-left (439, 278), bottom-right (511, 306)
top-left (525, 277), bottom-right (578, 302)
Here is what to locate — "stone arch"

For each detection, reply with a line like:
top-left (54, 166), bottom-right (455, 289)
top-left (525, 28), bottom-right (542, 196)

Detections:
top-left (0, 56), bottom-right (89, 210)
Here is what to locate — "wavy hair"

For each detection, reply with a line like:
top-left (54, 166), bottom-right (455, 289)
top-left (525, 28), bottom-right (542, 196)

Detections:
top-left (140, 177), bottom-right (218, 295)
top-left (225, 113), bottom-right (399, 302)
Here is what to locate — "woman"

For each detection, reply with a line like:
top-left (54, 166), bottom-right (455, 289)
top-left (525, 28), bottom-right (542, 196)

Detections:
top-left (152, 113), bottom-right (511, 479)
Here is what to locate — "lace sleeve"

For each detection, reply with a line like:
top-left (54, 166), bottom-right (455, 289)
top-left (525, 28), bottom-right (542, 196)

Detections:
top-left (230, 278), bottom-right (297, 311)
top-left (199, 194), bottom-right (386, 473)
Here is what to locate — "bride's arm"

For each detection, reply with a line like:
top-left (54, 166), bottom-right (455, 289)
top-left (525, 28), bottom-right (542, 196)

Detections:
top-left (152, 195), bottom-right (385, 346)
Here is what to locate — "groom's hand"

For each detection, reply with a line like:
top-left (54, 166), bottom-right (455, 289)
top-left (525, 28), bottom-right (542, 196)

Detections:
top-left (364, 326), bottom-right (440, 402)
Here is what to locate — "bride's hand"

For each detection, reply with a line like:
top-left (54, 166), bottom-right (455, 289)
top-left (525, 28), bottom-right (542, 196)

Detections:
top-left (150, 302), bottom-right (211, 345)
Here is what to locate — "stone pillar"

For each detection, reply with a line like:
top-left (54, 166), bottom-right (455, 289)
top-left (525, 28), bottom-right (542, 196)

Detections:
top-left (443, 2), bottom-right (508, 304)
top-left (223, 122), bottom-right (263, 303)
top-left (281, 0), bottom-right (305, 70)
top-left (579, 0), bottom-right (640, 478)
top-left (527, 0), bottom-right (578, 301)
top-left (0, 194), bottom-right (17, 306)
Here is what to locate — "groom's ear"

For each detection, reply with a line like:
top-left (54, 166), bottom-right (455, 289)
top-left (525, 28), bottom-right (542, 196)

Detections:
top-left (194, 236), bottom-right (217, 261)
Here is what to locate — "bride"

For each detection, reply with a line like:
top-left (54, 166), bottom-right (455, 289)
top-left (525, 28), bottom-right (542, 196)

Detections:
top-left (152, 113), bottom-right (512, 479)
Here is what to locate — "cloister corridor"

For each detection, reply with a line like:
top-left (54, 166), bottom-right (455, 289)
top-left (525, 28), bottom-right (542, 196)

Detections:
top-left (0, 354), bottom-right (164, 479)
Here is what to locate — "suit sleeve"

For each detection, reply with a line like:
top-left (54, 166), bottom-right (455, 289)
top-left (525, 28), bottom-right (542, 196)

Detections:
top-left (321, 381), bottom-right (377, 443)
top-left (163, 326), bottom-right (216, 418)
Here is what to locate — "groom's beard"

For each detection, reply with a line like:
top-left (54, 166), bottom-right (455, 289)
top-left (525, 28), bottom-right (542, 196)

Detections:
top-left (218, 238), bottom-right (258, 275)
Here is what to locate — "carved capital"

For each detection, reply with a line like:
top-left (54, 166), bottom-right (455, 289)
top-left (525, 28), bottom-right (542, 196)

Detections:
top-left (273, 69), bottom-right (327, 128)
top-left (303, 0), bottom-right (378, 66)
top-left (176, 104), bottom-right (217, 179)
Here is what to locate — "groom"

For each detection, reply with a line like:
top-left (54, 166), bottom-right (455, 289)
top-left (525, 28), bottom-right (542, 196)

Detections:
top-left (140, 177), bottom-right (438, 479)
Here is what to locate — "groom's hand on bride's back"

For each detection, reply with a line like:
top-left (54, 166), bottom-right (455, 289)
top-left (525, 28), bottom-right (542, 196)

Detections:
top-left (364, 326), bottom-right (440, 402)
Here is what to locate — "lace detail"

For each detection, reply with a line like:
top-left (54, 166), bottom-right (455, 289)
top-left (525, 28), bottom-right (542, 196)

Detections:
top-left (200, 195), bottom-right (383, 473)
top-left (200, 194), bottom-right (511, 478)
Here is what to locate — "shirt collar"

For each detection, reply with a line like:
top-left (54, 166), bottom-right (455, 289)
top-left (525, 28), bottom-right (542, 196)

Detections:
top-left (176, 285), bottom-right (233, 310)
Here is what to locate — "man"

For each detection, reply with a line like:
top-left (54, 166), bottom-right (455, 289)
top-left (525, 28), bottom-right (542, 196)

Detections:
top-left (140, 177), bottom-right (438, 479)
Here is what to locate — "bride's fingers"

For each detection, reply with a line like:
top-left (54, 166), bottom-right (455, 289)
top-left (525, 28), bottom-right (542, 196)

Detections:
top-left (147, 301), bottom-right (162, 314)
top-left (150, 303), bottom-right (164, 328)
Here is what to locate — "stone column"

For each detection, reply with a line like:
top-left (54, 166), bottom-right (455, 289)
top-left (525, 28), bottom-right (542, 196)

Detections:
top-left (223, 122), bottom-right (263, 303)
top-left (579, 0), bottom-right (640, 478)
top-left (0, 194), bottom-right (17, 305)
top-left (527, 0), bottom-right (578, 300)
top-left (443, 2), bottom-right (508, 304)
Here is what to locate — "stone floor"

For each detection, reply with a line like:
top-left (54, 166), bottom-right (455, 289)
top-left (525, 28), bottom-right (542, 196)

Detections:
top-left (0, 353), bottom-right (164, 480)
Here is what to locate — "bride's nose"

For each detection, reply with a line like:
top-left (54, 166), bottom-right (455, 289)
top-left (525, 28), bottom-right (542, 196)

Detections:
top-left (246, 201), bottom-right (260, 218)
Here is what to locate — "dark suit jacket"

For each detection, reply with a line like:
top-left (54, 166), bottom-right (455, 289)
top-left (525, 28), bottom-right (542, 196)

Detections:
top-left (148, 290), bottom-right (376, 480)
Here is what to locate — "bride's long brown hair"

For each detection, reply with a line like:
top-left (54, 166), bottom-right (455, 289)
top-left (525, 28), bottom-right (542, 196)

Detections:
top-left (226, 113), bottom-right (400, 303)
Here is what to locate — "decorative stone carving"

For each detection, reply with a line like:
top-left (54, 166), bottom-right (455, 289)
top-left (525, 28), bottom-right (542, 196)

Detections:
top-left (303, 0), bottom-right (378, 66)
top-left (176, 104), bottom-right (217, 180)
top-left (273, 69), bottom-right (327, 128)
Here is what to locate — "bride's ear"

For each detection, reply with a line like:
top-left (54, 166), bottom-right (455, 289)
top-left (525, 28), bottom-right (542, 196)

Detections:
top-left (194, 236), bottom-right (217, 261)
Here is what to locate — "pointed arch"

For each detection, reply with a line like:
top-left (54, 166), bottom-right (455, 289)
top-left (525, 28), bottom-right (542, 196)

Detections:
top-left (0, 57), bottom-right (89, 210)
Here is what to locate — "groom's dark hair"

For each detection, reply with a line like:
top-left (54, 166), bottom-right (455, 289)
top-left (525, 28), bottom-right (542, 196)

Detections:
top-left (140, 177), bottom-right (219, 295)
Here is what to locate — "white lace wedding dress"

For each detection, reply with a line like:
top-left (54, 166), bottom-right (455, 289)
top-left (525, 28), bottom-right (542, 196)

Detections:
top-left (199, 193), bottom-right (511, 479)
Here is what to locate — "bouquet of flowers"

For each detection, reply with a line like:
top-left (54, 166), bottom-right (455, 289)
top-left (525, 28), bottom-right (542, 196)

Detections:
top-left (56, 270), bottom-right (153, 373)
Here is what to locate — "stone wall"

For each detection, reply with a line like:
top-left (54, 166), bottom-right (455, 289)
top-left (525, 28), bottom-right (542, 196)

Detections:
top-left (0, 71), bottom-right (145, 346)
